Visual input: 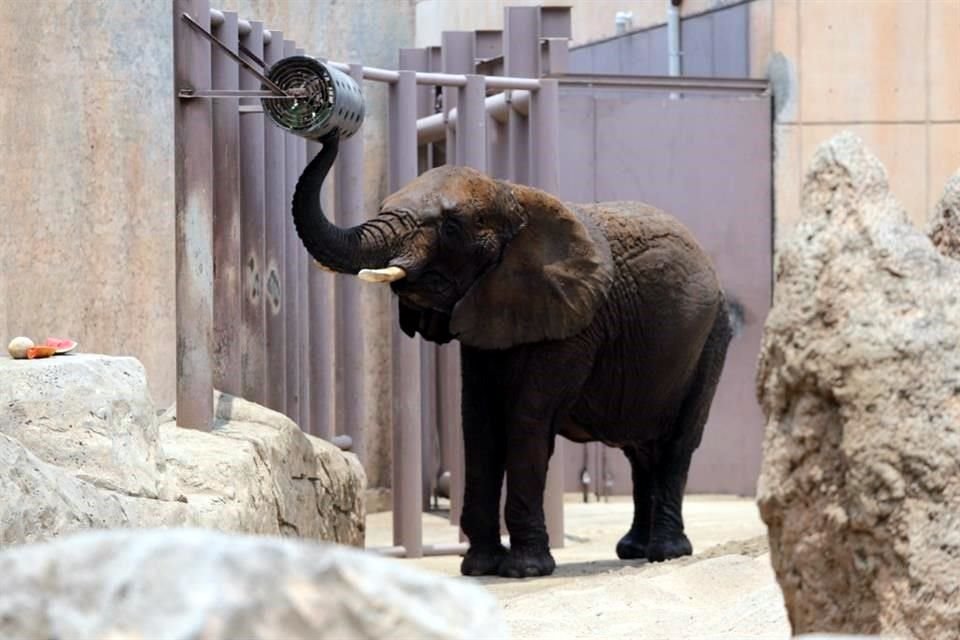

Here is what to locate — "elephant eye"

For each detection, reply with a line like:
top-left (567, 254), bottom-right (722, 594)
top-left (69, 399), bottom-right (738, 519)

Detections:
top-left (440, 217), bottom-right (460, 239)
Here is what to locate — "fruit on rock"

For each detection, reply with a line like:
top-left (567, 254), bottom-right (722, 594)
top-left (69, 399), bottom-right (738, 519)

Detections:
top-left (26, 345), bottom-right (57, 359)
top-left (7, 336), bottom-right (34, 359)
top-left (43, 337), bottom-right (78, 354)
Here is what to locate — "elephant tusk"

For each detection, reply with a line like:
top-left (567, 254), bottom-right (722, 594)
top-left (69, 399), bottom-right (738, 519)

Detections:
top-left (357, 266), bottom-right (407, 283)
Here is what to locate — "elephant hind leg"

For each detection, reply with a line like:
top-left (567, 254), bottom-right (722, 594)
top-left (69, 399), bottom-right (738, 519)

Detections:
top-left (647, 301), bottom-right (733, 563)
top-left (616, 445), bottom-right (655, 560)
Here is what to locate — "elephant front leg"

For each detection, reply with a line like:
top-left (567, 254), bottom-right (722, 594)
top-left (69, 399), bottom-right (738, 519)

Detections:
top-left (500, 420), bottom-right (557, 578)
top-left (459, 346), bottom-right (508, 576)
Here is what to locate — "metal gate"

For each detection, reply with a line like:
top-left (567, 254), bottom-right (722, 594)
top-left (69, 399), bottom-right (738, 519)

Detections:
top-left (558, 84), bottom-right (772, 498)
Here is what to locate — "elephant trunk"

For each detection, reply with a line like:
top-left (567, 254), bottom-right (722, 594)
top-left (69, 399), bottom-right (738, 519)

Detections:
top-left (291, 135), bottom-right (404, 279)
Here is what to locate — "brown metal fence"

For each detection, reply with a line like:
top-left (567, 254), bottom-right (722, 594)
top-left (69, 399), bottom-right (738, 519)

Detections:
top-left (172, 0), bottom-right (568, 557)
top-left (173, 0), bottom-right (771, 558)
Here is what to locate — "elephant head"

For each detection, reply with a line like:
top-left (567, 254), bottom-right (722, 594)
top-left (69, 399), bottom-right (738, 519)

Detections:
top-left (292, 136), bottom-right (614, 349)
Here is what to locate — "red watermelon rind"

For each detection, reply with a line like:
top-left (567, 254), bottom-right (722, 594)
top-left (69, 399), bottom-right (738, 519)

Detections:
top-left (43, 337), bottom-right (78, 355)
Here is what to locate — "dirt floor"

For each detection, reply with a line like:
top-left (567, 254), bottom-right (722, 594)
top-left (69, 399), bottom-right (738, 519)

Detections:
top-left (366, 494), bottom-right (790, 639)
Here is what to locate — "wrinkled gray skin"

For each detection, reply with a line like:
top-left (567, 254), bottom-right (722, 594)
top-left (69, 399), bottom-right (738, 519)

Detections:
top-left (293, 136), bottom-right (732, 578)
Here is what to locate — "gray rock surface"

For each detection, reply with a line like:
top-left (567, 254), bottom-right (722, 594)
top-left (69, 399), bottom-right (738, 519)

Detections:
top-left (160, 391), bottom-right (366, 546)
top-left (0, 527), bottom-right (507, 640)
top-left (929, 169), bottom-right (960, 259)
top-left (756, 132), bottom-right (960, 637)
top-left (0, 354), bottom-right (365, 547)
top-left (0, 354), bottom-right (172, 499)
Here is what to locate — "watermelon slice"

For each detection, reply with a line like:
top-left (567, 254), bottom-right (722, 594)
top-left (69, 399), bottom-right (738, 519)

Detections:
top-left (43, 337), bottom-right (78, 355)
top-left (27, 345), bottom-right (57, 359)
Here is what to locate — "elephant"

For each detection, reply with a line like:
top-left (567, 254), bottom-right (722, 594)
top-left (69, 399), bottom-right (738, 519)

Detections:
top-left (292, 134), bottom-right (732, 579)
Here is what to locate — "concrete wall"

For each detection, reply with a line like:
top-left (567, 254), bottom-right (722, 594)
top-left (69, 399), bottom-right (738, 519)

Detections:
top-left (0, 0), bottom-right (177, 409)
top-left (0, 0), bottom-right (415, 488)
top-left (754, 0), bottom-right (960, 248)
top-left (415, 0), bottom-right (746, 47)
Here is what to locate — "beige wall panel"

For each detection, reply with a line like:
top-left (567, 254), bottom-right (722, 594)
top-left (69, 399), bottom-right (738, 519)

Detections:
top-left (773, 124), bottom-right (802, 252)
top-left (771, 0), bottom-right (800, 122)
top-left (929, 0), bottom-right (960, 121)
top-left (749, 0), bottom-right (773, 78)
top-left (800, 0), bottom-right (926, 123)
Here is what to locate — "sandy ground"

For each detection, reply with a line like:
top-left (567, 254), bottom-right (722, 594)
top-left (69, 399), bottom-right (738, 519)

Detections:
top-left (366, 494), bottom-right (790, 639)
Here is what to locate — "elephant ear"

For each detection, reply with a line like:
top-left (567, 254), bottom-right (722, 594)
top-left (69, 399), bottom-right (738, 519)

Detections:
top-left (450, 185), bottom-right (614, 349)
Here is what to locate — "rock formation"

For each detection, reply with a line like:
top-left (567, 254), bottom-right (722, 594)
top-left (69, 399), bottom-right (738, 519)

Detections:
top-left (0, 527), bottom-right (506, 640)
top-left (756, 132), bottom-right (960, 637)
top-left (0, 354), bottom-right (365, 546)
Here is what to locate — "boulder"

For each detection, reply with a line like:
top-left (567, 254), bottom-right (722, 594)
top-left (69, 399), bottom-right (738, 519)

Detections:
top-left (756, 132), bottom-right (960, 637)
top-left (0, 527), bottom-right (508, 640)
top-left (160, 391), bottom-right (366, 546)
top-left (0, 432), bottom-right (195, 545)
top-left (929, 169), bottom-right (960, 259)
top-left (0, 354), bottom-right (172, 499)
top-left (0, 354), bottom-right (365, 547)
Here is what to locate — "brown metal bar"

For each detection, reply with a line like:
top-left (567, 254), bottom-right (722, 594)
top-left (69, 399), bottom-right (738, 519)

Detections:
top-left (262, 31), bottom-right (288, 414)
top-left (179, 89), bottom-right (292, 98)
top-left (531, 78), bottom-right (565, 549)
top-left (307, 137), bottom-right (336, 440)
top-left (210, 10), bottom-right (242, 398)
top-left (334, 64), bottom-right (367, 462)
top-left (238, 21), bottom-right (267, 405)
top-left (180, 11), bottom-right (287, 96)
top-left (551, 73), bottom-right (769, 93)
top-left (173, 0), bottom-right (214, 430)
top-left (504, 6), bottom-right (539, 186)
top-left (457, 75), bottom-right (487, 170)
top-left (398, 47), bottom-right (440, 511)
top-left (370, 543), bottom-right (471, 558)
top-left (294, 46), bottom-right (310, 433)
top-left (545, 38), bottom-right (569, 76)
top-left (438, 31), bottom-right (474, 534)
top-left (389, 70), bottom-right (424, 559)
top-left (281, 38), bottom-right (302, 424)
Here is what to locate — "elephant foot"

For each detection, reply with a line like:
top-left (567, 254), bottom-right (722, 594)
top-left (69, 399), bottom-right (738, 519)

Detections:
top-left (497, 546), bottom-right (556, 578)
top-left (460, 544), bottom-right (508, 577)
top-left (646, 533), bottom-right (692, 563)
top-left (615, 530), bottom-right (648, 560)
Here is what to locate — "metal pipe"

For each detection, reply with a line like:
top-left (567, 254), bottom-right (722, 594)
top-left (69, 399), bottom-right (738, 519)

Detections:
top-left (667, 0), bottom-right (682, 77)
top-left (389, 70), bottom-right (424, 559)
top-left (370, 543), bottom-right (471, 558)
top-left (211, 9), bottom-right (539, 89)
top-left (531, 78), bottom-right (565, 549)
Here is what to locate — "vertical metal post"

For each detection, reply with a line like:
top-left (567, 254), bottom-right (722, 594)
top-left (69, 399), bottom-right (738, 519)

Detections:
top-left (334, 64), bottom-right (367, 462)
top-left (262, 31), bottom-right (287, 414)
top-left (296, 128), bottom-right (310, 430)
top-left (389, 70), bottom-right (423, 558)
top-left (307, 136), bottom-right (336, 440)
top-left (399, 47), bottom-right (439, 509)
top-left (545, 37), bottom-right (569, 76)
top-left (531, 78), bottom-right (565, 549)
top-left (441, 32), bottom-right (475, 168)
top-left (457, 75), bottom-right (487, 170)
top-left (210, 10), bottom-right (242, 398)
top-left (281, 39), bottom-right (301, 424)
top-left (439, 31), bottom-right (475, 531)
top-left (173, 0), bottom-right (214, 430)
top-left (238, 22), bottom-right (267, 406)
top-left (504, 6), bottom-right (540, 185)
